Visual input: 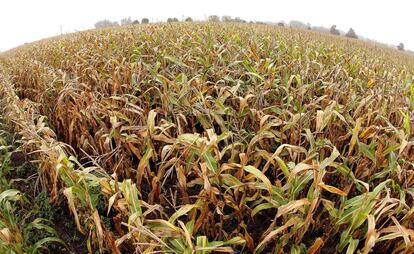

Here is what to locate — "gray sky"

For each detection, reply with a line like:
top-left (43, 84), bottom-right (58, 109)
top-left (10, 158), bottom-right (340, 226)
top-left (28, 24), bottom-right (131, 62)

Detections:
top-left (0, 0), bottom-right (413, 51)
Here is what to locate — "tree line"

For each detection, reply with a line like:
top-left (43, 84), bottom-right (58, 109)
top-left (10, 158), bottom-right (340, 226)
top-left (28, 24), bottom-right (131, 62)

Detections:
top-left (94, 16), bottom-right (406, 51)
top-left (94, 17), bottom-right (149, 28)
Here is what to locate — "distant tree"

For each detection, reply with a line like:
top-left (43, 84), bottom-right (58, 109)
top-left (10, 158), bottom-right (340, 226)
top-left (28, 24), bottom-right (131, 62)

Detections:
top-left (94, 20), bottom-right (119, 29)
top-left (312, 26), bottom-right (330, 33)
top-left (330, 25), bottom-right (340, 35)
top-left (222, 15), bottom-right (232, 22)
top-left (345, 28), bottom-right (358, 39)
top-left (167, 18), bottom-right (179, 22)
top-left (289, 20), bottom-right (307, 29)
top-left (208, 15), bottom-right (220, 22)
top-left (185, 17), bottom-right (193, 22)
top-left (132, 20), bottom-right (139, 25)
top-left (277, 22), bottom-right (285, 27)
top-left (141, 18), bottom-right (149, 24)
top-left (121, 17), bottom-right (132, 26)
top-left (397, 43), bottom-right (405, 51)
top-left (234, 17), bottom-right (246, 23)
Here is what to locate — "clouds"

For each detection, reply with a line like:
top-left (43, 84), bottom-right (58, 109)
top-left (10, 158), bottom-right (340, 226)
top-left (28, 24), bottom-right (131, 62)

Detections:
top-left (0, 0), bottom-right (412, 51)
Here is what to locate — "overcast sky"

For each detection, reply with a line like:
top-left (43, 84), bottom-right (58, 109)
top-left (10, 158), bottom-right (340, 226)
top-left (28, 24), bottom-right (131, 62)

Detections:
top-left (0, 0), bottom-right (413, 52)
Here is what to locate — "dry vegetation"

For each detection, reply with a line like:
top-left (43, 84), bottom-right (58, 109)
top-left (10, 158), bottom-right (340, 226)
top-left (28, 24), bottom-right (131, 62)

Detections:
top-left (1, 22), bottom-right (414, 253)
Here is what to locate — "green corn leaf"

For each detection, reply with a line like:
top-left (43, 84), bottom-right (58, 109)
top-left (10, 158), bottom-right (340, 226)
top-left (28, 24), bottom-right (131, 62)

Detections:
top-left (243, 165), bottom-right (272, 192)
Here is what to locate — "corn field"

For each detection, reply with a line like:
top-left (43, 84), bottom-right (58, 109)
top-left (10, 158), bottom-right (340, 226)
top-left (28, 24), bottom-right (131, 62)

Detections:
top-left (0, 22), bottom-right (414, 253)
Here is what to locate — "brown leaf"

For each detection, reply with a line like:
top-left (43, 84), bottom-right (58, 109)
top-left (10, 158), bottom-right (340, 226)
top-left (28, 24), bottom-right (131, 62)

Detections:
top-left (307, 237), bottom-right (324, 254)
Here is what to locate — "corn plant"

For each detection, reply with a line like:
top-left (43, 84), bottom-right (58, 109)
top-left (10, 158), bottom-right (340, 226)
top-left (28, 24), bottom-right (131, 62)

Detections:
top-left (1, 22), bottom-right (414, 253)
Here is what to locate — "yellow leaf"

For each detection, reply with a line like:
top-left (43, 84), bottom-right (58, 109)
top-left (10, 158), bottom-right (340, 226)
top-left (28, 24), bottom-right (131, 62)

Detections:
top-left (276, 198), bottom-right (310, 218)
top-left (0, 228), bottom-right (12, 243)
top-left (348, 117), bottom-right (362, 156)
top-left (136, 147), bottom-right (153, 187)
top-left (318, 183), bottom-right (347, 196)
top-left (92, 210), bottom-right (104, 250)
top-left (362, 215), bottom-right (378, 254)
top-left (367, 79), bottom-right (375, 88)
top-left (291, 163), bottom-right (313, 175)
top-left (63, 187), bottom-right (85, 234)
top-left (316, 110), bottom-right (324, 132)
top-left (147, 110), bottom-right (157, 136)
top-left (307, 237), bottom-right (324, 254)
